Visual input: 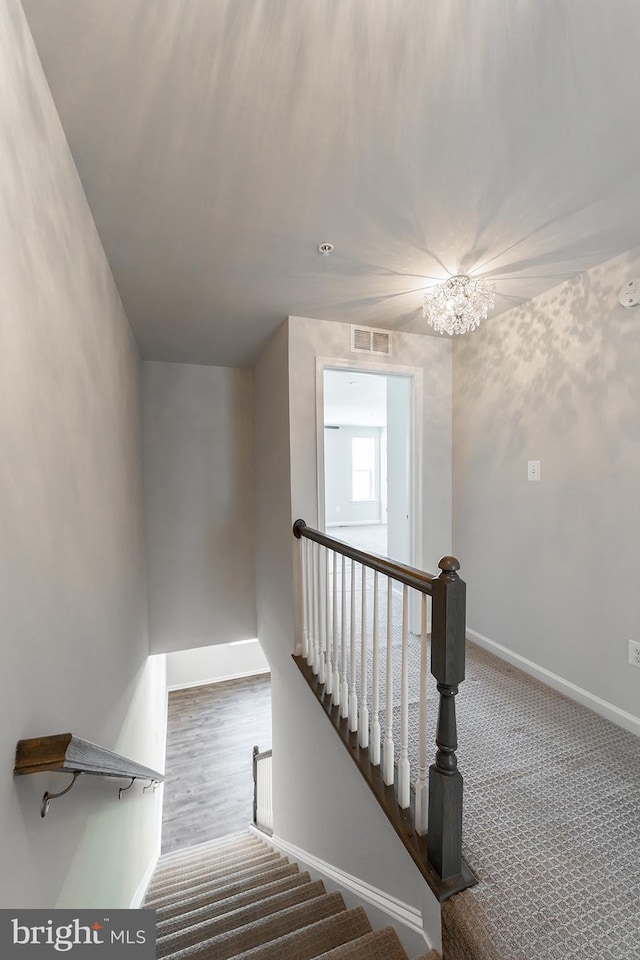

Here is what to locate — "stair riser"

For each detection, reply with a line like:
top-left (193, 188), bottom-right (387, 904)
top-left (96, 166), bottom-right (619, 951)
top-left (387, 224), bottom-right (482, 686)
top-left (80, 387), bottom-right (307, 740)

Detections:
top-left (156, 881), bottom-right (327, 958)
top-left (157, 872), bottom-right (312, 935)
top-left (148, 849), bottom-right (276, 895)
top-left (154, 864), bottom-right (300, 922)
top-left (146, 854), bottom-right (282, 904)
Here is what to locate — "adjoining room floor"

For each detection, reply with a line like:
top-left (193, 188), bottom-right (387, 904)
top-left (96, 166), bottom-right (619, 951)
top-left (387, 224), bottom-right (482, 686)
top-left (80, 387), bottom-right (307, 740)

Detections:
top-left (161, 673), bottom-right (272, 854)
top-left (327, 522), bottom-right (387, 554)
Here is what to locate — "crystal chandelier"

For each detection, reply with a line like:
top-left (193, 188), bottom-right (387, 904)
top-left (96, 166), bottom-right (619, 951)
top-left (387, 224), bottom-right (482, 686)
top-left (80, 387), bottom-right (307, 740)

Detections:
top-left (423, 275), bottom-right (494, 336)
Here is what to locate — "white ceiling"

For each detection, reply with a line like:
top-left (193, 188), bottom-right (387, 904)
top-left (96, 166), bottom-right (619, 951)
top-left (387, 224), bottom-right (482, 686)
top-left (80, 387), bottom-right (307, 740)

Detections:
top-left (21, 0), bottom-right (640, 367)
top-left (324, 370), bottom-right (388, 427)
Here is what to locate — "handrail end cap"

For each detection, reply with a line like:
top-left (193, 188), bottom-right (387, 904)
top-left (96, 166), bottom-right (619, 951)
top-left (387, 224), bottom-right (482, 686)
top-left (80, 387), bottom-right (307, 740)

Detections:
top-left (293, 519), bottom-right (307, 539)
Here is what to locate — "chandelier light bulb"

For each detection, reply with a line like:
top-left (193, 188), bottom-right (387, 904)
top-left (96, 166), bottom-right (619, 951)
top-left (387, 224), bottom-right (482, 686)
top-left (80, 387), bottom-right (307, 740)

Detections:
top-left (423, 275), bottom-right (494, 336)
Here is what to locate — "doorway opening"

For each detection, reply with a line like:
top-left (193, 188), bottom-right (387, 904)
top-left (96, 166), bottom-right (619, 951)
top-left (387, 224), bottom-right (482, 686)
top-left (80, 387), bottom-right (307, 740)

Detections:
top-left (321, 367), bottom-right (415, 566)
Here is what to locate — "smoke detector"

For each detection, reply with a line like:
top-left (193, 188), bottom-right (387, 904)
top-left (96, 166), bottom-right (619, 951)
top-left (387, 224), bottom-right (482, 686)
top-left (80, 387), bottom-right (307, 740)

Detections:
top-left (618, 279), bottom-right (640, 308)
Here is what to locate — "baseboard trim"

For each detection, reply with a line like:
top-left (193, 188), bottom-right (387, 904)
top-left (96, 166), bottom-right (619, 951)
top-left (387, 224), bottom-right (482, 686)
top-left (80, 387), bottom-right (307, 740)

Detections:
top-left (467, 628), bottom-right (640, 738)
top-left (250, 827), bottom-right (425, 937)
top-left (167, 668), bottom-right (270, 692)
top-left (130, 843), bottom-right (161, 908)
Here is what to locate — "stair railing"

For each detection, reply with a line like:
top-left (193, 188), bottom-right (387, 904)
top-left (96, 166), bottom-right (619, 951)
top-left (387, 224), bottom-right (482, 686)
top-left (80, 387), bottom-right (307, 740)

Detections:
top-left (292, 519), bottom-right (475, 901)
top-left (252, 745), bottom-right (273, 836)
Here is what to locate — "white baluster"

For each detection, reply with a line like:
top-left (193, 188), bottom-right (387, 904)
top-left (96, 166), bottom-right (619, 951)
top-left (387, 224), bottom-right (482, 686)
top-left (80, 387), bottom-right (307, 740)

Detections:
top-left (340, 554), bottom-right (349, 718)
top-left (370, 571), bottom-right (381, 765)
top-left (313, 542), bottom-right (320, 675)
top-left (295, 536), bottom-right (303, 656)
top-left (414, 592), bottom-right (429, 834)
top-left (359, 563), bottom-right (369, 748)
top-left (332, 551), bottom-right (341, 705)
top-left (383, 577), bottom-right (395, 785)
top-left (299, 537), bottom-right (309, 660)
top-left (317, 544), bottom-right (325, 684)
top-left (324, 548), bottom-right (332, 694)
top-left (306, 538), bottom-right (314, 668)
top-left (397, 584), bottom-right (411, 808)
top-left (349, 560), bottom-right (358, 733)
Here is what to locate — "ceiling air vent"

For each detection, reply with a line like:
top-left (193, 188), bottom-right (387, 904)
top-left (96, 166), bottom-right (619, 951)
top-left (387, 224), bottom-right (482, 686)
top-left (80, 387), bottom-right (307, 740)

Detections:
top-left (350, 326), bottom-right (392, 356)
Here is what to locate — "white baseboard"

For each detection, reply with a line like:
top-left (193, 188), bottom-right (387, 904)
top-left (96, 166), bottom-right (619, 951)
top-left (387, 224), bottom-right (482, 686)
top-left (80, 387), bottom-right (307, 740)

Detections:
top-left (167, 667), bottom-right (270, 692)
top-left (250, 828), bottom-right (433, 954)
top-left (467, 628), bottom-right (640, 738)
top-left (130, 843), bottom-right (161, 908)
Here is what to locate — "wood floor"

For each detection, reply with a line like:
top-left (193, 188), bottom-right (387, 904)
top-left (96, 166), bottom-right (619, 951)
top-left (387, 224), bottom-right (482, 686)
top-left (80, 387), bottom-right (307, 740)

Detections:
top-left (161, 673), bottom-right (272, 854)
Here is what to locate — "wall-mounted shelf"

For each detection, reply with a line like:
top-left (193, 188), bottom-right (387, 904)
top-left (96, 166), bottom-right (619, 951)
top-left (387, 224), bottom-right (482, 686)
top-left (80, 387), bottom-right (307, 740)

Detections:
top-left (14, 733), bottom-right (164, 817)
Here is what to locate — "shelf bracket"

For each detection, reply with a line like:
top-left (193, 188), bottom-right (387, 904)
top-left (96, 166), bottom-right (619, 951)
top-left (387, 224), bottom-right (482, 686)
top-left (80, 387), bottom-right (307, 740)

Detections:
top-left (41, 771), bottom-right (82, 818)
top-left (118, 777), bottom-right (136, 800)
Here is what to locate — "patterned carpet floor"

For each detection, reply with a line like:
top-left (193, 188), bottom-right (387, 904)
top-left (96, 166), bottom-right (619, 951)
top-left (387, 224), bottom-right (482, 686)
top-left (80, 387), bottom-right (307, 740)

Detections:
top-left (334, 570), bottom-right (640, 958)
top-left (442, 641), bottom-right (640, 960)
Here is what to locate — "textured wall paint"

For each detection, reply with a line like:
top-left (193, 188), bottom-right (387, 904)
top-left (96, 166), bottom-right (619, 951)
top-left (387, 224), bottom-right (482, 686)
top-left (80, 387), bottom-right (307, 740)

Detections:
top-left (142, 361), bottom-right (256, 654)
top-left (453, 247), bottom-right (640, 721)
top-left (0, 0), bottom-right (165, 908)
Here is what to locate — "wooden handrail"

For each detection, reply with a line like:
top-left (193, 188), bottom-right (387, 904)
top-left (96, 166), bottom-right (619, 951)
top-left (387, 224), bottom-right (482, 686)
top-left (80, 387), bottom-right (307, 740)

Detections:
top-left (14, 733), bottom-right (164, 817)
top-left (293, 519), bottom-right (439, 595)
top-left (292, 519), bottom-right (475, 901)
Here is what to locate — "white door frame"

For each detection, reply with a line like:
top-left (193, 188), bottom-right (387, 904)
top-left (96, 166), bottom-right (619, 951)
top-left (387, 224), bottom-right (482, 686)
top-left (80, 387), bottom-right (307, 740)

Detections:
top-left (315, 356), bottom-right (424, 572)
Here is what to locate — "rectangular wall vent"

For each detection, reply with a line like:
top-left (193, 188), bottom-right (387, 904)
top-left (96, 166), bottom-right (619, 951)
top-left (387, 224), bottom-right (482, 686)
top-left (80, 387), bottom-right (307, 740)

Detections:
top-left (350, 326), bottom-right (392, 356)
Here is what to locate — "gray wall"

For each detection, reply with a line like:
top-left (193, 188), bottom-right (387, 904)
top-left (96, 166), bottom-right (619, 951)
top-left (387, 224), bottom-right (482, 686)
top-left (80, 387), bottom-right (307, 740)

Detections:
top-left (0, 0), bottom-right (165, 908)
top-left (453, 247), bottom-right (640, 721)
top-left (289, 315), bottom-right (453, 573)
top-left (143, 361), bottom-right (256, 654)
top-left (254, 316), bottom-right (451, 929)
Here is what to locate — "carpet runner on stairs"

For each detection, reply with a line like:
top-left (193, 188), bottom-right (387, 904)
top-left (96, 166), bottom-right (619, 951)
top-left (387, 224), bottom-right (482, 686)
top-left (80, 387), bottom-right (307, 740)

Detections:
top-left (144, 831), bottom-right (440, 960)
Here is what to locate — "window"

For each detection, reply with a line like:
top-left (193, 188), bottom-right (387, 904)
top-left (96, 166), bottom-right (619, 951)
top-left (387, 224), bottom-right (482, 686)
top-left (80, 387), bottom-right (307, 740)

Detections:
top-left (351, 437), bottom-right (375, 501)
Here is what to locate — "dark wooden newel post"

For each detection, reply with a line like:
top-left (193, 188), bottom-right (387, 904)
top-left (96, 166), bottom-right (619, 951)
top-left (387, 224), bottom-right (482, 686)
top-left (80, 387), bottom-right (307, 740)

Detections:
top-left (428, 556), bottom-right (466, 881)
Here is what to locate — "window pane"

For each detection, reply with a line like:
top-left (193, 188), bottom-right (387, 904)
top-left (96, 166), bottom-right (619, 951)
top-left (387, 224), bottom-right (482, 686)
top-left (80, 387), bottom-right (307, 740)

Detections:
top-left (352, 470), bottom-right (372, 501)
top-left (352, 437), bottom-right (375, 501)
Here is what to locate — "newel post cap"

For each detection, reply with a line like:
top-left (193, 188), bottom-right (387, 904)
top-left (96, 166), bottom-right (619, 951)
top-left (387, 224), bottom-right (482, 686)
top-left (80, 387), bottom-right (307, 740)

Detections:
top-left (438, 556), bottom-right (460, 576)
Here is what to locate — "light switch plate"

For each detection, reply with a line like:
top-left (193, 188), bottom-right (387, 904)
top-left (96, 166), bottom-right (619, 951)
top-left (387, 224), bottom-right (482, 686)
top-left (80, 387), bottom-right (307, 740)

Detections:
top-left (527, 460), bottom-right (541, 481)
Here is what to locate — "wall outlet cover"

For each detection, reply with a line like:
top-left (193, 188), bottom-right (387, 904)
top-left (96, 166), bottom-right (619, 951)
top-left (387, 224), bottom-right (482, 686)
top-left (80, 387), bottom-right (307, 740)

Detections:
top-left (629, 639), bottom-right (640, 668)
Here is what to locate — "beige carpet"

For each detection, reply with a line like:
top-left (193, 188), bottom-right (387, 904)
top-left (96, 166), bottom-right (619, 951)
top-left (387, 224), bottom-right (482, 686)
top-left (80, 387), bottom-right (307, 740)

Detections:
top-left (144, 832), bottom-right (439, 960)
top-left (339, 570), bottom-right (640, 958)
top-left (441, 641), bottom-right (640, 960)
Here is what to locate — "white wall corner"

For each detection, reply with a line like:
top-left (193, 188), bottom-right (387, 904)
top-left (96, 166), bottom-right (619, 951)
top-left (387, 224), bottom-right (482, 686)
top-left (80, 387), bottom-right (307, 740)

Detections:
top-left (130, 840), bottom-right (162, 909)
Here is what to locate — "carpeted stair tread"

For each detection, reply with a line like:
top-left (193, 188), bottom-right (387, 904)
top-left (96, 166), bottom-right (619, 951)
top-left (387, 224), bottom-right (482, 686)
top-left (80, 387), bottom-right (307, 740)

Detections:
top-left (149, 844), bottom-right (280, 893)
top-left (414, 952), bottom-right (441, 959)
top-left (148, 860), bottom-right (292, 913)
top-left (151, 844), bottom-right (268, 887)
top-left (160, 891), bottom-right (347, 960)
top-left (156, 879), bottom-right (328, 957)
top-left (154, 862), bottom-right (300, 922)
top-left (311, 926), bottom-right (409, 960)
top-left (158, 832), bottom-right (261, 861)
top-left (230, 906), bottom-right (373, 960)
top-left (153, 836), bottom-right (267, 878)
top-left (146, 833), bottom-right (423, 960)
top-left (157, 871), bottom-right (312, 935)
top-left (146, 853), bottom-right (284, 906)
top-left (158, 832), bottom-right (259, 864)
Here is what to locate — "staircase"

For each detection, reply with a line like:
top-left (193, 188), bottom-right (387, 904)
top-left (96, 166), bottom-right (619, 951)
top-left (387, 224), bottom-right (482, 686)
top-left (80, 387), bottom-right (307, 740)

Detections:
top-left (144, 831), bottom-right (439, 960)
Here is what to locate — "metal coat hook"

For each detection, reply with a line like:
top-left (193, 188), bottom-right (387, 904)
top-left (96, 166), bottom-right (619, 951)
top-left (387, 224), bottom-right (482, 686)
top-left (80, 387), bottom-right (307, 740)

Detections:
top-left (41, 771), bottom-right (81, 818)
top-left (118, 777), bottom-right (135, 800)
